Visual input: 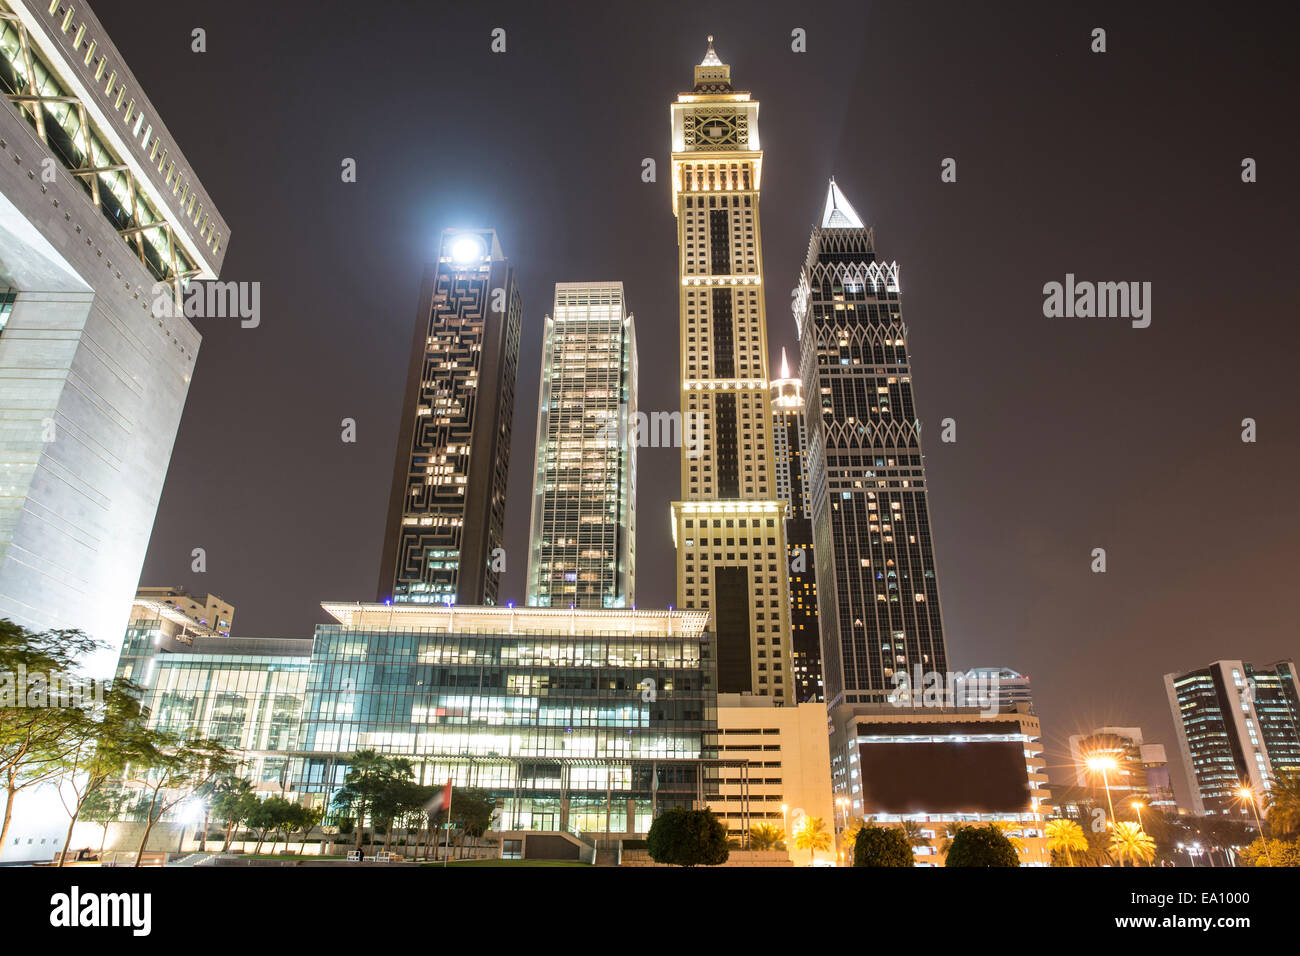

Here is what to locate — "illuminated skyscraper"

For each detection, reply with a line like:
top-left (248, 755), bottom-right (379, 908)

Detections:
top-left (1165, 659), bottom-right (1300, 815)
top-left (0, 0), bottom-right (227, 676)
top-left (795, 179), bottom-right (949, 709)
top-left (668, 38), bottom-right (792, 702)
top-left (377, 229), bottom-right (521, 606)
top-left (526, 281), bottom-right (636, 609)
top-left (771, 348), bottom-right (821, 701)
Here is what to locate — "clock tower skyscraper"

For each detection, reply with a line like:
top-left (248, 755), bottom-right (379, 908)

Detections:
top-left (669, 39), bottom-right (793, 702)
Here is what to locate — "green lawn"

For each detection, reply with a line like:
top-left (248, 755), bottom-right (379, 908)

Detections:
top-left (420, 858), bottom-right (590, 867)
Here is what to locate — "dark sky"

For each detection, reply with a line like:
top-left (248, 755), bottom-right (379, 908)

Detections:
top-left (99, 0), bottom-right (1299, 803)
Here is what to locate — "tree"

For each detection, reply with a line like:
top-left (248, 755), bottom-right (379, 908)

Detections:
top-left (1109, 821), bottom-right (1156, 866)
top-left (78, 784), bottom-right (133, 859)
top-left (944, 824), bottom-right (1020, 867)
top-left (53, 684), bottom-right (152, 866)
top-left (1265, 771), bottom-right (1300, 837)
top-left (748, 823), bottom-right (785, 851)
top-left (449, 787), bottom-right (495, 858)
top-left (1239, 837), bottom-right (1300, 867)
top-left (898, 819), bottom-right (928, 848)
top-left (329, 750), bottom-right (415, 851)
top-left (646, 808), bottom-right (729, 867)
top-left (853, 824), bottom-right (914, 867)
top-left (247, 796), bottom-right (294, 854)
top-left (288, 804), bottom-right (323, 854)
top-left (0, 624), bottom-right (104, 855)
top-left (793, 815), bottom-right (831, 865)
top-left (122, 735), bottom-right (237, 865)
top-left (1046, 818), bottom-right (1089, 867)
top-left (210, 777), bottom-right (258, 852)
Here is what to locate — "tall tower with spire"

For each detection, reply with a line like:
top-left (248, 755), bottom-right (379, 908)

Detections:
top-left (772, 347), bottom-right (822, 701)
top-left (795, 179), bottom-right (950, 713)
top-left (668, 38), bottom-right (793, 702)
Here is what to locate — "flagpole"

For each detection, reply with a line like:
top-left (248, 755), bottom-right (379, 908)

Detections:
top-left (442, 782), bottom-right (453, 867)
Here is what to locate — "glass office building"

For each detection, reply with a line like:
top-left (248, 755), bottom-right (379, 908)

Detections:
top-left (1165, 659), bottom-right (1300, 815)
top-left (296, 603), bottom-right (717, 836)
top-left (526, 281), bottom-right (636, 610)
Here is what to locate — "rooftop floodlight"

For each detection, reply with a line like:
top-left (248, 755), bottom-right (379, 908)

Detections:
top-left (449, 233), bottom-right (486, 264)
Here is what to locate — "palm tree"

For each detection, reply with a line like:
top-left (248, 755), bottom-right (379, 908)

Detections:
top-left (899, 820), bottom-right (928, 847)
top-left (748, 823), bottom-right (785, 851)
top-left (1265, 770), bottom-right (1300, 836)
top-left (1109, 821), bottom-right (1156, 867)
top-left (1046, 818), bottom-right (1089, 867)
top-left (794, 816), bottom-right (832, 865)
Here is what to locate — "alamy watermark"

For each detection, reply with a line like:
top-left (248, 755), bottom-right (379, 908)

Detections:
top-left (889, 666), bottom-right (1001, 717)
top-left (0, 665), bottom-right (106, 709)
top-left (151, 280), bottom-right (260, 328)
top-left (1042, 274), bottom-right (1151, 328)
top-left (594, 404), bottom-right (706, 459)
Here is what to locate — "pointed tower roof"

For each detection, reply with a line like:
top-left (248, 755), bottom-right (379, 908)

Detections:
top-left (822, 178), bottom-right (865, 229)
top-left (779, 346), bottom-right (791, 380)
top-left (693, 35), bottom-right (732, 90)
top-left (700, 35), bottom-right (723, 66)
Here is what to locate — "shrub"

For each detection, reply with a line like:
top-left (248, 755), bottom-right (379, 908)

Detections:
top-left (944, 825), bottom-right (1020, 867)
top-left (646, 808), bottom-right (729, 867)
top-left (853, 824), bottom-right (914, 867)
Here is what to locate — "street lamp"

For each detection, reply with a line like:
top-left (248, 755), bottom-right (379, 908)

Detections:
top-left (1085, 754), bottom-right (1119, 832)
top-left (1237, 785), bottom-right (1272, 866)
top-left (1131, 800), bottom-right (1149, 866)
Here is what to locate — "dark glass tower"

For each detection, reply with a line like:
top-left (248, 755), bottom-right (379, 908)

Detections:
top-left (797, 181), bottom-right (949, 707)
top-left (377, 228), bottom-right (522, 606)
top-left (771, 348), bottom-right (822, 702)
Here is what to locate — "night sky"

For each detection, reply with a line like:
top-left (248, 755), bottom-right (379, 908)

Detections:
top-left (96, 0), bottom-right (1300, 803)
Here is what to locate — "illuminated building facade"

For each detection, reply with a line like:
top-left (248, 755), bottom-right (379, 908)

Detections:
top-left (795, 179), bottom-right (949, 709)
top-left (294, 603), bottom-right (717, 836)
top-left (668, 38), bottom-right (792, 702)
top-left (526, 281), bottom-right (636, 609)
top-left (1067, 725), bottom-right (1176, 812)
top-left (1165, 659), bottom-right (1300, 815)
top-left (377, 228), bottom-right (522, 607)
top-left (772, 347), bottom-right (820, 701)
top-left (0, 0), bottom-right (227, 676)
top-left (707, 693), bottom-right (835, 861)
top-left (828, 704), bottom-right (1050, 866)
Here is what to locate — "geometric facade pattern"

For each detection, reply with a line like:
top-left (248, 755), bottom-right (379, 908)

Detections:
top-left (378, 228), bottom-right (522, 607)
top-left (796, 185), bottom-right (949, 706)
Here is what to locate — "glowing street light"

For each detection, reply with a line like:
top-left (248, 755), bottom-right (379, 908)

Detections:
top-left (1131, 800), bottom-right (1149, 866)
top-left (1085, 754), bottom-right (1119, 831)
top-left (1237, 785), bottom-right (1272, 866)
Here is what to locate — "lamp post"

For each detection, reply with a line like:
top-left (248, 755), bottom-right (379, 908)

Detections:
top-left (1128, 801), bottom-right (1149, 868)
top-left (1237, 785), bottom-right (1272, 866)
top-left (1085, 755), bottom-right (1119, 833)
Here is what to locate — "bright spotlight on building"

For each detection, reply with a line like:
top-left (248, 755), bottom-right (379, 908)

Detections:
top-left (449, 234), bottom-right (484, 264)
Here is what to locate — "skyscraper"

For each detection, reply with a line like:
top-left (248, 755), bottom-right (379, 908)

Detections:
top-left (0, 0), bottom-right (227, 675)
top-left (526, 281), bottom-right (636, 609)
top-left (771, 347), bottom-right (821, 701)
top-left (668, 38), bottom-right (793, 703)
top-left (796, 179), bottom-right (949, 709)
top-left (1165, 659), bottom-right (1300, 815)
top-left (377, 228), bottom-right (521, 607)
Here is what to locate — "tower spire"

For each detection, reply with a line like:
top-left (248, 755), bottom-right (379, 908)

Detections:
top-left (700, 35), bottom-right (722, 66)
top-left (822, 177), bottom-right (864, 229)
top-left (779, 346), bottom-right (791, 380)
